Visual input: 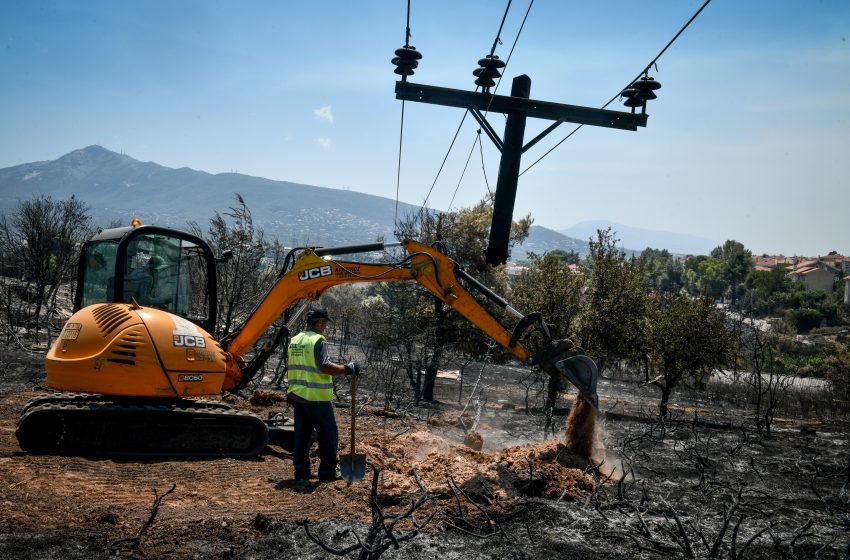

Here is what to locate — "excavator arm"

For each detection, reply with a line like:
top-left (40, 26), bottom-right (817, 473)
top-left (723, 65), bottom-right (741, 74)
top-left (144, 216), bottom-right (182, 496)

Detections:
top-left (222, 239), bottom-right (598, 409)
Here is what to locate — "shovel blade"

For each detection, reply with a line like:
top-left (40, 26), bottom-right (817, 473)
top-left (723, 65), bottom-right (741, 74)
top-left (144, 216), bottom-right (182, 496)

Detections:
top-left (339, 452), bottom-right (367, 483)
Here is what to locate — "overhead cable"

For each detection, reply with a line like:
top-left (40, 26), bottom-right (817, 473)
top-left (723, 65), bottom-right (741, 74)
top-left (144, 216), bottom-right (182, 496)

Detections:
top-left (418, 0), bottom-right (517, 216)
top-left (519, 0), bottom-right (712, 176)
top-left (433, 0), bottom-right (535, 214)
top-left (394, 0), bottom-right (414, 228)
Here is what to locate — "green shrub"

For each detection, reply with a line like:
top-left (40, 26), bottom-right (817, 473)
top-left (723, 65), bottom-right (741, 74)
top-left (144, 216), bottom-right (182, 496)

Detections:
top-left (787, 307), bottom-right (823, 333)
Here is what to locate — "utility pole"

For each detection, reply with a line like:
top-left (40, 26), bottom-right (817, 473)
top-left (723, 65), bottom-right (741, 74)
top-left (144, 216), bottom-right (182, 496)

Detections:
top-left (393, 47), bottom-right (658, 266)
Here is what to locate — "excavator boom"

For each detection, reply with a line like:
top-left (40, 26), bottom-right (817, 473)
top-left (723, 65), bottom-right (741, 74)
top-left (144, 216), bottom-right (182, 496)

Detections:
top-left (223, 238), bottom-right (598, 410)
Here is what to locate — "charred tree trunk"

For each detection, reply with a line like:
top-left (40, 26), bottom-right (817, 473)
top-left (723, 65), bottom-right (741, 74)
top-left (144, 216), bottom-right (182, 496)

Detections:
top-left (659, 385), bottom-right (672, 420)
top-left (420, 298), bottom-right (445, 402)
top-left (405, 341), bottom-right (420, 403)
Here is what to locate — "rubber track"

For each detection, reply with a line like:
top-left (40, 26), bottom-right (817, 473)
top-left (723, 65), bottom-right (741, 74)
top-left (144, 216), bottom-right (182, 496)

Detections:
top-left (21, 393), bottom-right (233, 413)
top-left (16, 398), bottom-right (269, 459)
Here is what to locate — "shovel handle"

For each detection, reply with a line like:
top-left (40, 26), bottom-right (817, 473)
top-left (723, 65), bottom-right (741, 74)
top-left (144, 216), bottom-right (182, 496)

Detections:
top-left (349, 374), bottom-right (357, 455)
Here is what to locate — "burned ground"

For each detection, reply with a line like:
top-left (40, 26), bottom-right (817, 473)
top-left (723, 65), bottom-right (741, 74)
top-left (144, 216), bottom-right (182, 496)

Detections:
top-left (0, 345), bottom-right (848, 559)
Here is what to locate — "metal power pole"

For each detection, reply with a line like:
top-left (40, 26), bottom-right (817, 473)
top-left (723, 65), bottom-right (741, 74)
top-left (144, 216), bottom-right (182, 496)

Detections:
top-left (488, 75), bottom-right (530, 266)
top-left (393, 47), bottom-right (657, 266)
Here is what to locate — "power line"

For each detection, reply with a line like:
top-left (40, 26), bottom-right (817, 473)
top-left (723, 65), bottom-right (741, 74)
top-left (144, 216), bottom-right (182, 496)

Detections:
top-left (394, 100), bottom-right (406, 227)
top-left (478, 131), bottom-right (492, 196)
top-left (447, 132), bottom-right (480, 212)
top-left (489, 0), bottom-right (512, 57)
top-left (520, 0), bottom-right (712, 176)
top-left (417, 0), bottom-right (516, 216)
top-left (486, 0), bottom-right (533, 112)
top-left (430, 0), bottom-right (534, 215)
top-left (393, 0), bottom-right (414, 228)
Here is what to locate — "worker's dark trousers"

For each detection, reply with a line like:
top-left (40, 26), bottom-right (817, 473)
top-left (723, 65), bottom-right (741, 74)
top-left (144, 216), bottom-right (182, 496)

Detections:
top-left (291, 399), bottom-right (338, 480)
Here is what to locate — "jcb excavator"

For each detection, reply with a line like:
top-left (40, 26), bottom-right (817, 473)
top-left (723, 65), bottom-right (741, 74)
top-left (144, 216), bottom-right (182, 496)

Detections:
top-left (16, 224), bottom-right (598, 458)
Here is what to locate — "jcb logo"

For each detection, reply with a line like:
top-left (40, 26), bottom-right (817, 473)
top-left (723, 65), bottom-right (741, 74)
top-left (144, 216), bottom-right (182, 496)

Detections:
top-left (173, 335), bottom-right (206, 348)
top-left (298, 265), bottom-right (333, 281)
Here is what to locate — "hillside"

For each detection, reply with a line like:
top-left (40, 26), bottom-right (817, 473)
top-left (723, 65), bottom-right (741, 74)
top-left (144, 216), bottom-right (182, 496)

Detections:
top-left (1, 146), bottom-right (588, 257)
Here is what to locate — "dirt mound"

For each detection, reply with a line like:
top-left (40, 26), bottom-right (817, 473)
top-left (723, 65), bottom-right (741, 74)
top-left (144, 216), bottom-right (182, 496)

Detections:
top-left (360, 429), bottom-right (594, 501)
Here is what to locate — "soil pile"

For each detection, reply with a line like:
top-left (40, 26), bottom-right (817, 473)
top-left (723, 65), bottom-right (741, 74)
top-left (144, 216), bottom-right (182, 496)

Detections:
top-left (360, 427), bottom-right (595, 501)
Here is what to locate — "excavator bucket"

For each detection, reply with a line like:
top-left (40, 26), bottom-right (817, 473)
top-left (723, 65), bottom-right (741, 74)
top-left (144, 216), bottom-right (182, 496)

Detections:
top-left (552, 355), bottom-right (599, 412)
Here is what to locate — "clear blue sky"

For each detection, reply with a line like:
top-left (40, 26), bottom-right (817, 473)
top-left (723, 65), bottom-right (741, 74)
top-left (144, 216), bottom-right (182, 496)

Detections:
top-left (2, 1), bottom-right (848, 256)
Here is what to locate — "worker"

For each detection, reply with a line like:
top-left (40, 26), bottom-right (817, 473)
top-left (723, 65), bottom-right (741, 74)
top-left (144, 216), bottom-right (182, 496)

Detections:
top-left (287, 308), bottom-right (360, 482)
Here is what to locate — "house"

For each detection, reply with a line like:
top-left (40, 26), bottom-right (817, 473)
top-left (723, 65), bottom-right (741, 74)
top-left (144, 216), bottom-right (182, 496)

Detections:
top-left (818, 253), bottom-right (850, 275)
top-left (753, 254), bottom-right (793, 272)
top-left (845, 275), bottom-right (850, 305)
top-left (787, 258), bottom-right (841, 292)
top-left (505, 263), bottom-right (529, 282)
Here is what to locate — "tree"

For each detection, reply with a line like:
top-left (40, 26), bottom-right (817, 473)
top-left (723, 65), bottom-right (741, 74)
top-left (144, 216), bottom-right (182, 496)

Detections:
top-left (546, 249), bottom-right (580, 265)
top-left (388, 196), bottom-right (531, 402)
top-left (511, 251), bottom-right (585, 341)
top-left (732, 314), bottom-right (789, 435)
top-left (577, 228), bottom-right (649, 375)
top-left (822, 341), bottom-right (850, 405)
top-left (189, 194), bottom-right (280, 338)
top-left (711, 240), bottom-right (753, 308)
top-left (646, 294), bottom-right (732, 418)
top-left (0, 195), bottom-right (92, 344)
top-left (695, 257), bottom-right (726, 300)
top-left (742, 265), bottom-right (792, 314)
top-left (639, 247), bottom-right (685, 294)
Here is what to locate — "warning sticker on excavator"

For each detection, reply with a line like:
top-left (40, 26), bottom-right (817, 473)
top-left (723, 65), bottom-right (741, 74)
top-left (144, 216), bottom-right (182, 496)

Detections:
top-left (333, 265), bottom-right (360, 279)
top-left (62, 323), bottom-right (82, 340)
top-left (186, 348), bottom-right (215, 362)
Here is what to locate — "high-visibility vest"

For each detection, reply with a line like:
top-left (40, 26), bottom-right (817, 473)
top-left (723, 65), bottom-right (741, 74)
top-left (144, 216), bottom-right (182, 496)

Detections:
top-left (287, 331), bottom-right (334, 402)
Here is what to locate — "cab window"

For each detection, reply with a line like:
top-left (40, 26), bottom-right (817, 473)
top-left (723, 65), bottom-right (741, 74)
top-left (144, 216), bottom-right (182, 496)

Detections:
top-left (79, 241), bottom-right (117, 308)
top-left (123, 234), bottom-right (209, 324)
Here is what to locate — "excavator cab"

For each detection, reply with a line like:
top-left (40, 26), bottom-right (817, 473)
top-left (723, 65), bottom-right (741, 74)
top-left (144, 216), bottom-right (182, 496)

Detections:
top-left (74, 225), bottom-right (218, 334)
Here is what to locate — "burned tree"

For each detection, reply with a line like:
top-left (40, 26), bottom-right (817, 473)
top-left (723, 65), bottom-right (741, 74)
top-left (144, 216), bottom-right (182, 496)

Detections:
top-left (189, 194), bottom-right (281, 339)
top-left (734, 315), bottom-right (791, 435)
top-left (303, 466), bottom-right (437, 560)
top-left (388, 198), bottom-right (530, 402)
top-left (0, 195), bottom-right (92, 345)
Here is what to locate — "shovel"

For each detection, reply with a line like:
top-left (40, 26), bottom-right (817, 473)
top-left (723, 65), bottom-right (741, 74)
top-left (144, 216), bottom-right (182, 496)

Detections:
top-left (339, 373), bottom-right (366, 483)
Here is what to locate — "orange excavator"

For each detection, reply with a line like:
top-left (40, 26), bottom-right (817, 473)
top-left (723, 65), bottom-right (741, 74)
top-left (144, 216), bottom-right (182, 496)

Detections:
top-left (16, 224), bottom-right (598, 457)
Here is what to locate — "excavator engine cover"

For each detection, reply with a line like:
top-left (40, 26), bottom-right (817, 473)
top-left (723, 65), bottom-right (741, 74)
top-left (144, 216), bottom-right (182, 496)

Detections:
top-left (45, 303), bottom-right (227, 397)
top-left (17, 303), bottom-right (268, 457)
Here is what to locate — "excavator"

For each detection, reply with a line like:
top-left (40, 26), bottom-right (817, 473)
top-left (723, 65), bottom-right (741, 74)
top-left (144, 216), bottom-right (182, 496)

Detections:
top-left (16, 223), bottom-right (599, 458)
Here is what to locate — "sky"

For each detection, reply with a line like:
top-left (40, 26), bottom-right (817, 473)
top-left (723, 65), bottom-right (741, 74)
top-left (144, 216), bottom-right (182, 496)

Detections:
top-left (1, 0), bottom-right (848, 256)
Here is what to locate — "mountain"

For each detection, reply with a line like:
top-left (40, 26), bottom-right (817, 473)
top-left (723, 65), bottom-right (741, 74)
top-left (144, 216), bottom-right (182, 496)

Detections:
top-left (0, 146), bottom-right (588, 258)
top-left (559, 220), bottom-right (718, 256)
top-left (0, 146), bottom-right (420, 247)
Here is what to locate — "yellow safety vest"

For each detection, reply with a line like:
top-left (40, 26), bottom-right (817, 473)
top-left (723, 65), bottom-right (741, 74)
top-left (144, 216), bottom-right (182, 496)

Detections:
top-left (287, 331), bottom-right (334, 402)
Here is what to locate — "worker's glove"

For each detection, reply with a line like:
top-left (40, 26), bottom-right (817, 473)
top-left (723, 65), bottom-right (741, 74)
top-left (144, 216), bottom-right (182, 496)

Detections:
top-left (345, 362), bottom-right (360, 376)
